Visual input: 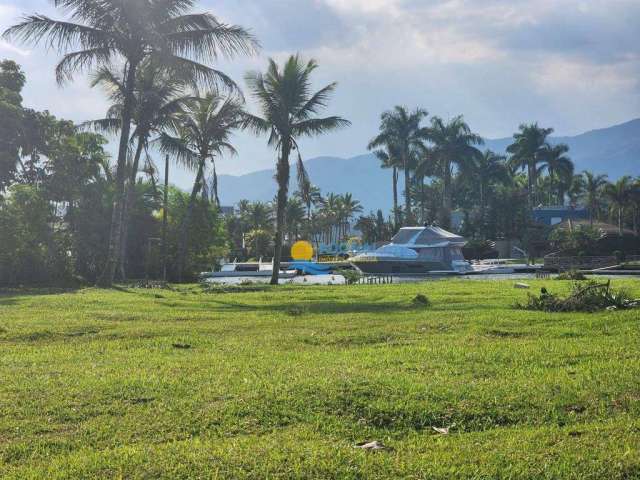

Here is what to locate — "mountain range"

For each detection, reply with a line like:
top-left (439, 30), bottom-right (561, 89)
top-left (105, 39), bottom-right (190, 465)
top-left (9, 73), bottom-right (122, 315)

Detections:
top-left (218, 118), bottom-right (640, 214)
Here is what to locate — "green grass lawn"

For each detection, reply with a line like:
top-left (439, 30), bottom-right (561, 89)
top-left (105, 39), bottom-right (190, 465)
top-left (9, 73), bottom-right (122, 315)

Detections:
top-left (1, 280), bottom-right (639, 479)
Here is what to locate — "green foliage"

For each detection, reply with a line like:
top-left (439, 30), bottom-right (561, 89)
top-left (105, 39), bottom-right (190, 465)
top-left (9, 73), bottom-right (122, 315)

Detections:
top-left (341, 268), bottom-right (362, 285)
top-left (549, 226), bottom-right (601, 256)
top-left (411, 293), bottom-right (431, 307)
top-left (164, 187), bottom-right (229, 281)
top-left (555, 270), bottom-right (587, 281)
top-left (516, 281), bottom-right (638, 312)
top-left (0, 185), bottom-right (73, 286)
top-left (0, 60), bottom-right (25, 192)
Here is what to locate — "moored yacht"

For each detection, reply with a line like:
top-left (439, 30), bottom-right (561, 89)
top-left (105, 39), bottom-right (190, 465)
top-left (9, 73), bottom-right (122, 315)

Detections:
top-left (350, 225), bottom-right (472, 274)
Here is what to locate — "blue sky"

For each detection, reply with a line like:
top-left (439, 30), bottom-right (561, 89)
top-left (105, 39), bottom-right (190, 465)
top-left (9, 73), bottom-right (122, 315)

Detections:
top-left (1, 0), bottom-right (639, 180)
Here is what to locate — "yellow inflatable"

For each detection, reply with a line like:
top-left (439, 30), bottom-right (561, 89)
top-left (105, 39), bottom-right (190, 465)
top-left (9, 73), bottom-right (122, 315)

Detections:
top-left (291, 240), bottom-right (314, 261)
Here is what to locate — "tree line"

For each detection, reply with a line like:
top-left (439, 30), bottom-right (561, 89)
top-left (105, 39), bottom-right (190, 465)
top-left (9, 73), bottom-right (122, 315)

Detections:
top-left (368, 106), bottom-right (640, 238)
top-left (1, 0), bottom-right (348, 286)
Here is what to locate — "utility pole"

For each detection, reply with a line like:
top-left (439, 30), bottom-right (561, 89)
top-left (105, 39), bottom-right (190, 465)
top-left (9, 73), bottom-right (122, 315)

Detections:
top-left (162, 154), bottom-right (169, 282)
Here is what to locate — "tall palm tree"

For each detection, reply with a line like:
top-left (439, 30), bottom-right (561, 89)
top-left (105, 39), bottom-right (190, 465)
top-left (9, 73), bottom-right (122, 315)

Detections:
top-left (162, 93), bottom-right (245, 280)
top-left (244, 55), bottom-right (350, 284)
top-left (539, 143), bottom-right (573, 205)
top-left (88, 61), bottom-right (193, 279)
top-left (581, 171), bottom-right (608, 225)
top-left (422, 115), bottom-right (483, 228)
top-left (473, 150), bottom-right (507, 238)
top-left (368, 140), bottom-right (401, 228)
top-left (4, 0), bottom-right (258, 286)
top-left (604, 176), bottom-right (633, 235)
top-left (369, 107), bottom-right (428, 225)
top-left (507, 123), bottom-right (553, 208)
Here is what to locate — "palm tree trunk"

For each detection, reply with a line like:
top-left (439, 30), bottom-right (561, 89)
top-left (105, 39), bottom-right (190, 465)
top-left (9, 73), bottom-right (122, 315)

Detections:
top-left (177, 159), bottom-right (205, 281)
top-left (117, 136), bottom-right (146, 281)
top-left (420, 176), bottom-right (425, 224)
top-left (392, 166), bottom-right (399, 229)
top-left (618, 207), bottom-right (623, 235)
top-left (404, 158), bottom-right (411, 225)
top-left (97, 61), bottom-right (138, 287)
top-left (162, 154), bottom-right (169, 282)
top-left (439, 162), bottom-right (452, 229)
top-left (528, 162), bottom-right (535, 209)
top-left (480, 181), bottom-right (485, 239)
top-left (271, 140), bottom-right (291, 285)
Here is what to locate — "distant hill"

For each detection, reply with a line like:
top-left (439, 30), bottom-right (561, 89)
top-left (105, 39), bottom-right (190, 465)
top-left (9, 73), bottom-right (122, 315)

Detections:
top-left (218, 118), bottom-right (640, 213)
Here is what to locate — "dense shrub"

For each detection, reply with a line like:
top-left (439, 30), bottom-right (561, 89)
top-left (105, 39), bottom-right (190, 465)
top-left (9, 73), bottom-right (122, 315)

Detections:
top-left (0, 185), bottom-right (74, 286)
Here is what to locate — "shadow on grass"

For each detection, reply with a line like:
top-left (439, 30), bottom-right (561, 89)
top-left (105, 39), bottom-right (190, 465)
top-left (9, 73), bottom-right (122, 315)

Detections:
top-left (207, 299), bottom-right (425, 315)
top-left (0, 286), bottom-right (83, 299)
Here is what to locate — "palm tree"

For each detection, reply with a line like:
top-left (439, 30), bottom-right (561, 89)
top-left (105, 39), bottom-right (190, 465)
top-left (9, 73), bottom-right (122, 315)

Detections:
top-left (566, 174), bottom-right (585, 206)
top-left (319, 192), bottom-right (341, 244)
top-left (581, 171), bottom-right (608, 225)
top-left (88, 61), bottom-right (193, 279)
top-left (4, 0), bottom-right (258, 286)
top-left (244, 55), bottom-right (350, 284)
top-left (539, 143), bottom-right (573, 205)
top-left (368, 140), bottom-right (401, 228)
top-left (294, 184), bottom-right (322, 220)
top-left (162, 93), bottom-right (245, 280)
top-left (422, 115), bottom-right (483, 228)
top-left (338, 193), bottom-right (363, 239)
top-left (368, 107), bottom-right (428, 225)
top-left (604, 176), bottom-right (633, 235)
top-left (284, 197), bottom-right (306, 242)
top-left (473, 150), bottom-right (508, 238)
top-left (507, 123), bottom-right (553, 208)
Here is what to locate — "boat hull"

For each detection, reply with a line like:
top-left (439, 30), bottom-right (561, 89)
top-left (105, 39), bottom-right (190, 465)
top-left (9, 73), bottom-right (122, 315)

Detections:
top-left (351, 259), bottom-right (453, 275)
top-left (202, 271), bottom-right (297, 279)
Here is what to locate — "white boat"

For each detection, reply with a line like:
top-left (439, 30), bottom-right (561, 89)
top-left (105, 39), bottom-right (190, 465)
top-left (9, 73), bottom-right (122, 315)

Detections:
top-left (200, 260), bottom-right (297, 279)
top-left (350, 225), bottom-right (473, 275)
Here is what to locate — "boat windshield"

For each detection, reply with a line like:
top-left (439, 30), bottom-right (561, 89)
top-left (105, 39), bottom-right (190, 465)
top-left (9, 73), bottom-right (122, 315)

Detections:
top-left (391, 229), bottom-right (419, 244)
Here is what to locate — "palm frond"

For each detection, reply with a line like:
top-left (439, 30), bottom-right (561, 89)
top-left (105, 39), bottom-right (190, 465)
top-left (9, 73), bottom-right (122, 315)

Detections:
top-left (55, 47), bottom-right (113, 85)
top-left (291, 116), bottom-right (351, 138)
top-left (157, 132), bottom-right (199, 171)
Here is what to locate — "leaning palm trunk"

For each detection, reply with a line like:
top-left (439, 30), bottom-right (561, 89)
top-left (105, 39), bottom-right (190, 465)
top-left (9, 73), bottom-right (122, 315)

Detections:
top-left (117, 137), bottom-right (146, 280)
top-left (98, 62), bottom-right (138, 287)
top-left (271, 141), bottom-right (291, 285)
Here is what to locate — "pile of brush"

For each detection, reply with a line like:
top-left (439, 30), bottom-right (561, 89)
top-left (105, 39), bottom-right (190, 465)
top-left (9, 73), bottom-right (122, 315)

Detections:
top-left (516, 280), bottom-right (640, 313)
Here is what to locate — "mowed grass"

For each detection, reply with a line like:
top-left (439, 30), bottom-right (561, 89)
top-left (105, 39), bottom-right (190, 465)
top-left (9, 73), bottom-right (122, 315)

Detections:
top-left (1, 280), bottom-right (639, 479)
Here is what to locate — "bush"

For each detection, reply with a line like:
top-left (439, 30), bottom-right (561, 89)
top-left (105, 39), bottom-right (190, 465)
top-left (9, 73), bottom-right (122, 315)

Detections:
top-left (516, 281), bottom-right (639, 312)
top-left (549, 226), bottom-right (600, 256)
top-left (342, 269), bottom-right (362, 285)
top-left (412, 294), bottom-right (431, 307)
top-left (555, 270), bottom-right (587, 281)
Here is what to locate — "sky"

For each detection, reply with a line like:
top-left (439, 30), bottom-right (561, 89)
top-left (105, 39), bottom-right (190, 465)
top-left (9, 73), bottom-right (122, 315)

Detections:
top-left (1, 0), bottom-right (639, 180)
